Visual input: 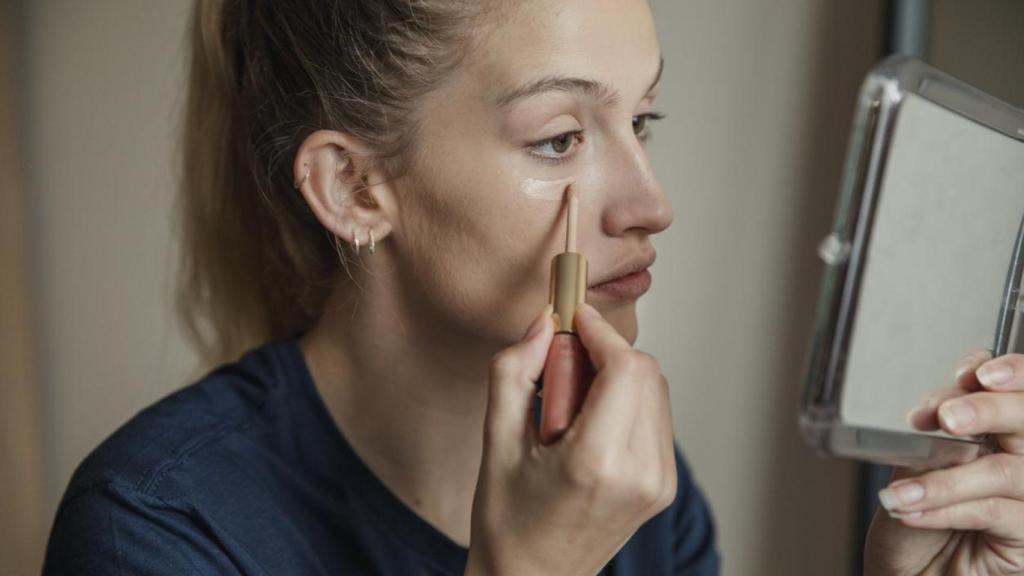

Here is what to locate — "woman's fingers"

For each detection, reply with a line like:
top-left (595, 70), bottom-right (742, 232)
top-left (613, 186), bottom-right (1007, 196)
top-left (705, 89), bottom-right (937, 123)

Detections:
top-left (571, 303), bottom-right (649, 450)
top-left (905, 349), bottom-right (997, 431)
top-left (953, 348), bottom-right (993, 391)
top-left (573, 303), bottom-right (632, 371)
top-left (894, 496), bottom-right (1024, 543)
top-left (974, 353), bottom-right (1024, 392)
top-left (906, 384), bottom-right (969, 431)
top-left (879, 453), bottom-right (1024, 514)
top-left (935, 391), bottom-right (1024, 443)
top-left (485, 304), bottom-right (554, 456)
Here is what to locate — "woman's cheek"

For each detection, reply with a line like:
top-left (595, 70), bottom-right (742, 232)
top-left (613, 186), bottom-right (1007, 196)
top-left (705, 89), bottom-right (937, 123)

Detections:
top-left (519, 176), bottom-right (575, 201)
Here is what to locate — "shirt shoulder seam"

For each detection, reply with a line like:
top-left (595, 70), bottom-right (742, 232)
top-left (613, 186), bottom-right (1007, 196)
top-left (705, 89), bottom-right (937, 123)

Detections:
top-left (139, 382), bottom-right (293, 495)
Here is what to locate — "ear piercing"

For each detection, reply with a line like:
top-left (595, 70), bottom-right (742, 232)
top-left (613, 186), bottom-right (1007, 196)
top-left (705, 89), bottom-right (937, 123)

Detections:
top-left (293, 164), bottom-right (310, 189)
top-left (351, 227), bottom-right (377, 255)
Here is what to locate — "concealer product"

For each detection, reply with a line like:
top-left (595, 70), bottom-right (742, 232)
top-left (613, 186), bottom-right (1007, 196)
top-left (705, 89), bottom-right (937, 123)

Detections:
top-left (539, 184), bottom-right (590, 445)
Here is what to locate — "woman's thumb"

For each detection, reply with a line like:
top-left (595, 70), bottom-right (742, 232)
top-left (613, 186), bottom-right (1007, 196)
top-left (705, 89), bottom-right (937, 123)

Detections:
top-left (484, 304), bottom-right (554, 453)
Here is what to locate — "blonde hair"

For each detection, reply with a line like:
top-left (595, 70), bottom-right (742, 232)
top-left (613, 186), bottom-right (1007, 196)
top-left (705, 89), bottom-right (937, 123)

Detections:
top-left (176, 0), bottom-right (487, 366)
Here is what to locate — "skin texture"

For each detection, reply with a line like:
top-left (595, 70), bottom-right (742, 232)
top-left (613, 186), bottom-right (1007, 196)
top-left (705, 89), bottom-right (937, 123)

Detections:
top-left (290, 0), bottom-right (1024, 571)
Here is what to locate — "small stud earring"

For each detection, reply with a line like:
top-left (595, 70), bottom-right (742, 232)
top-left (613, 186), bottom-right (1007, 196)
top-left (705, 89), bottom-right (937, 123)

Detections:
top-left (353, 227), bottom-right (360, 254)
top-left (293, 165), bottom-right (309, 189)
top-left (368, 227), bottom-right (376, 255)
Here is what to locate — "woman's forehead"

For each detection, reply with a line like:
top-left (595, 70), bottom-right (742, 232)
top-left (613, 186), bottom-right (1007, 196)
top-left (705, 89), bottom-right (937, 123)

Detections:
top-left (466, 0), bottom-right (661, 107)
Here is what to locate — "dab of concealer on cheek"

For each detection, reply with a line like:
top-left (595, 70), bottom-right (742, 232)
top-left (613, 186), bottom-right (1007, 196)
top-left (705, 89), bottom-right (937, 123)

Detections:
top-left (519, 177), bottom-right (575, 201)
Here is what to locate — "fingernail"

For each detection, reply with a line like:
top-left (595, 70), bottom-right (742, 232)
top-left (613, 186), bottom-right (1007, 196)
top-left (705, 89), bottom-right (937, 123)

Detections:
top-left (976, 363), bottom-right (1013, 388)
top-left (525, 304), bottom-right (554, 339)
top-left (939, 400), bottom-right (976, 432)
top-left (888, 510), bottom-right (923, 520)
top-left (878, 482), bottom-right (924, 511)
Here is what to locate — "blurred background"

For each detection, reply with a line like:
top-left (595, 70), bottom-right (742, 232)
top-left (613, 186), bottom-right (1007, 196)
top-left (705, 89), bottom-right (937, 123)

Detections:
top-left (2, 0), bottom-right (1022, 574)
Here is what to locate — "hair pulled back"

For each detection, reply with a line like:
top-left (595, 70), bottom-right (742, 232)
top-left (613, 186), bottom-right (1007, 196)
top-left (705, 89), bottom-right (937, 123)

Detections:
top-left (177, 0), bottom-right (488, 365)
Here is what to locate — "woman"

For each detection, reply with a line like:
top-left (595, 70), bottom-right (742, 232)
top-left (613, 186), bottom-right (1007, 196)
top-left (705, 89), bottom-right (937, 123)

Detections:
top-left (43, 0), bottom-right (1024, 574)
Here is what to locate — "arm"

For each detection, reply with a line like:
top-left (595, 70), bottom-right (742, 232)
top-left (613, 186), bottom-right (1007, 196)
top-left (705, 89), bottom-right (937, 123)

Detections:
top-left (43, 483), bottom-right (247, 576)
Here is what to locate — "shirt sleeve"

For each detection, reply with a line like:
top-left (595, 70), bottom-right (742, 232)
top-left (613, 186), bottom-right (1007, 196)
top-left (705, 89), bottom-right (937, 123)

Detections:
top-left (42, 482), bottom-right (248, 576)
top-left (671, 443), bottom-right (721, 575)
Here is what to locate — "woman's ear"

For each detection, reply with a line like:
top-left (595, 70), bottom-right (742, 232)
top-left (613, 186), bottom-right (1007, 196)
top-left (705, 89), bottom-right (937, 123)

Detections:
top-left (292, 129), bottom-right (397, 250)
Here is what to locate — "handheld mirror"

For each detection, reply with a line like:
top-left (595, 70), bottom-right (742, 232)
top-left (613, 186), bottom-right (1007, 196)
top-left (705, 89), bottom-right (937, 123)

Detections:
top-left (800, 55), bottom-right (1024, 468)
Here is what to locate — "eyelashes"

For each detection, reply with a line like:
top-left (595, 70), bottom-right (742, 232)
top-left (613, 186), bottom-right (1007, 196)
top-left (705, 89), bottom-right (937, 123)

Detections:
top-left (528, 111), bottom-right (666, 166)
top-left (529, 130), bottom-right (584, 166)
top-left (633, 111), bottom-right (665, 139)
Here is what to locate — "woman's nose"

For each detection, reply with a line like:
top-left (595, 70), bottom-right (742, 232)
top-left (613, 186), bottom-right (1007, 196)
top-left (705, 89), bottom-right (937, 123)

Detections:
top-left (598, 138), bottom-right (674, 238)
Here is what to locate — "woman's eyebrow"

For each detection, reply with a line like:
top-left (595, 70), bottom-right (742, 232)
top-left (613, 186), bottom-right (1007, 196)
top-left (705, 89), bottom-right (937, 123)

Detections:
top-left (491, 56), bottom-right (664, 109)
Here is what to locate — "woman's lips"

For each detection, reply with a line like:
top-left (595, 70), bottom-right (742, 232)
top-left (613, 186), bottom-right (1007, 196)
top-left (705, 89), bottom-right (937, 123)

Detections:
top-left (588, 268), bottom-right (652, 299)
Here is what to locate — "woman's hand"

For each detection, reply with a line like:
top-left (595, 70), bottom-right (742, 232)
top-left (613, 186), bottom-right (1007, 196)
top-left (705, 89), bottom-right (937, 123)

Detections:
top-left (864, 349), bottom-right (1024, 575)
top-left (464, 302), bottom-right (677, 576)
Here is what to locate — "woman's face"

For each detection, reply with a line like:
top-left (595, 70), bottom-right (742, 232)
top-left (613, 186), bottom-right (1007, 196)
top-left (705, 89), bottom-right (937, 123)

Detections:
top-left (390, 0), bottom-right (670, 346)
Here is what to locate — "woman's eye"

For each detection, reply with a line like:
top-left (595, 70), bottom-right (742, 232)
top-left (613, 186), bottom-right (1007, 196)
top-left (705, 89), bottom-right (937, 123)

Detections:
top-left (633, 111), bottom-right (665, 139)
top-left (530, 130), bottom-right (583, 163)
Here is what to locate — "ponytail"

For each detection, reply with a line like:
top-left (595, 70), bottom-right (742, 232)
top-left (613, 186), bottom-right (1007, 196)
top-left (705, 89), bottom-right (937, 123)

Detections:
top-left (176, 0), bottom-right (280, 367)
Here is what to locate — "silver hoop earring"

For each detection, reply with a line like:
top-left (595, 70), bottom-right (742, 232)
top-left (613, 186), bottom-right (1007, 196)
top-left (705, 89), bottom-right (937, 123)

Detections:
top-left (353, 227), bottom-right (360, 254)
top-left (368, 227), bottom-right (376, 255)
top-left (293, 165), bottom-right (309, 189)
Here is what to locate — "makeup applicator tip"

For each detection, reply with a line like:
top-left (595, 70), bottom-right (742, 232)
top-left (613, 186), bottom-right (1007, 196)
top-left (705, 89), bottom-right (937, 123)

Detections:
top-left (566, 184), bottom-right (578, 253)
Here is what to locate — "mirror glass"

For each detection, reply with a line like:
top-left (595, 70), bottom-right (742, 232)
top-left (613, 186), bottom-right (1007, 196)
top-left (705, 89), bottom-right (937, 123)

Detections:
top-left (840, 92), bottom-right (1024, 438)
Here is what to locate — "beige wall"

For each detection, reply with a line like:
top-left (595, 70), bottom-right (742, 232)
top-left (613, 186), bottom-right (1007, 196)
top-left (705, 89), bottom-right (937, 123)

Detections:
top-left (14, 1), bottom-right (952, 575)
top-left (639, 1), bottom-right (882, 573)
top-left (21, 0), bottom-right (199, 515)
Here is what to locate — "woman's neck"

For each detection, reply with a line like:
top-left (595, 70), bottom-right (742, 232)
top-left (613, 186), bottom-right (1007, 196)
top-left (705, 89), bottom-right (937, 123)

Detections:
top-left (298, 278), bottom-right (499, 548)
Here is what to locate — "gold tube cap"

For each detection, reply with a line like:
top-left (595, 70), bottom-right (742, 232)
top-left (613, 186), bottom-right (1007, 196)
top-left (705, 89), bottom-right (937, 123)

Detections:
top-left (549, 252), bottom-right (588, 333)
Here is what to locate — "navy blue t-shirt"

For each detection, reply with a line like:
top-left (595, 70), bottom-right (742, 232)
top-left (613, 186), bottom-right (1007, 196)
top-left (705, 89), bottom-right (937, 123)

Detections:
top-left (42, 336), bottom-right (719, 575)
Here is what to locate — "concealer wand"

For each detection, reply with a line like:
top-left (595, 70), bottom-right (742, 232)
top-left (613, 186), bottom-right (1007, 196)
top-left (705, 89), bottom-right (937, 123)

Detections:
top-left (538, 185), bottom-right (591, 445)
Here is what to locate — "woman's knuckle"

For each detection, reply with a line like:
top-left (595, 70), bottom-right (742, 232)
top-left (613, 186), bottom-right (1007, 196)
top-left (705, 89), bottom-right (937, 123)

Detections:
top-left (488, 350), bottom-right (518, 377)
top-left (660, 472), bottom-right (679, 509)
top-left (636, 351), bottom-right (660, 374)
top-left (612, 352), bottom-right (640, 374)
top-left (632, 472), bottom-right (663, 507)
top-left (614, 351), bottom-right (659, 379)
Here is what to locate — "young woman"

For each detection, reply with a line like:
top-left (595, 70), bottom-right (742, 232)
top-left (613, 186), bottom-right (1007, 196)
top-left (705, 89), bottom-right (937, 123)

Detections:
top-left (43, 0), bottom-right (1024, 574)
